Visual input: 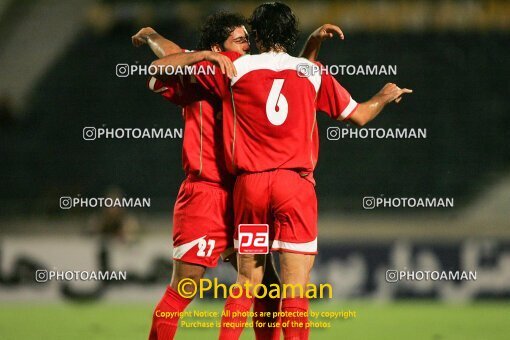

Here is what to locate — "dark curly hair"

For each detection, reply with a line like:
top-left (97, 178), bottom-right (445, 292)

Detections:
top-left (249, 2), bottom-right (299, 52)
top-left (196, 11), bottom-right (247, 51)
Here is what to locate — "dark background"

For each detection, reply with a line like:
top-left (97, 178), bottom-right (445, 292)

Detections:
top-left (1, 24), bottom-right (508, 215)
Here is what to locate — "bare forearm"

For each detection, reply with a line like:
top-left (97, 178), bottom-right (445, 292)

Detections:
top-left (146, 33), bottom-right (181, 58)
top-left (347, 96), bottom-right (386, 127)
top-left (151, 50), bottom-right (236, 79)
top-left (151, 51), bottom-right (208, 70)
top-left (300, 24), bottom-right (344, 61)
top-left (299, 36), bottom-right (321, 61)
top-left (345, 83), bottom-right (412, 127)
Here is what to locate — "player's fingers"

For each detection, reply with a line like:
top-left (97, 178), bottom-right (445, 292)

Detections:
top-left (229, 62), bottom-right (237, 78)
top-left (133, 37), bottom-right (144, 47)
top-left (330, 25), bottom-right (344, 39)
top-left (401, 88), bottom-right (413, 93)
top-left (395, 97), bottom-right (402, 104)
top-left (218, 61), bottom-right (226, 75)
top-left (225, 60), bottom-right (234, 79)
top-left (226, 63), bottom-right (233, 79)
top-left (223, 58), bottom-right (236, 78)
top-left (224, 62), bottom-right (231, 77)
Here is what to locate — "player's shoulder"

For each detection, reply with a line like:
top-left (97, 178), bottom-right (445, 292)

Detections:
top-left (231, 52), bottom-right (321, 91)
top-left (234, 51), bottom-right (310, 66)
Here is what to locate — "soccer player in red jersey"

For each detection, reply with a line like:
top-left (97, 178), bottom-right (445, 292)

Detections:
top-left (132, 12), bottom-right (340, 340)
top-left (150, 3), bottom-right (409, 339)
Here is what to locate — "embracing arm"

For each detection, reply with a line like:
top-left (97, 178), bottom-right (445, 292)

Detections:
top-left (151, 51), bottom-right (237, 79)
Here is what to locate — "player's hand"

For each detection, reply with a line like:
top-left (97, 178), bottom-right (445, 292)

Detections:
top-left (377, 83), bottom-right (413, 104)
top-left (204, 51), bottom-right (237, 79)
top-left (132, 27), bottom-right (157, 47)
top-left (311, 24), bottom-right (344, 41)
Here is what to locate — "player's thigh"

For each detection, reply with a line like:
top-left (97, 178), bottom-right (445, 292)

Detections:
top-left (172, 180), bottom-right (232, 268)
top-left (271, 170), bottom-right (318, 254)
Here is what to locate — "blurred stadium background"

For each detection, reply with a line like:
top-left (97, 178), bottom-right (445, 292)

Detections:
top-left (0, 0), bottom-right (509, 339)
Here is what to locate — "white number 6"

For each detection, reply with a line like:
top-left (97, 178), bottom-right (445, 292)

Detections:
top-left (266, 79), bottom-right (288, 125)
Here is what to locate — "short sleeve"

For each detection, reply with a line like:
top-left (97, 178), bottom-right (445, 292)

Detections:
top-left (147, 76), bottom-right (193, 106)
top-left (316, 72), bottom-right (358, 121)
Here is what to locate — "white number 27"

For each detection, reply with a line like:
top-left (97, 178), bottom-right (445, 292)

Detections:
top-left (197, 239), bottom-right (215, 257)
top-left (266, 79), bottom-right (288, 125)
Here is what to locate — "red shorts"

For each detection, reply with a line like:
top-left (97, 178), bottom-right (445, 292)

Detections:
top-left (233, 169), bottom-right (318, 254)
top-left (172, 177), bottom-right (234, 267)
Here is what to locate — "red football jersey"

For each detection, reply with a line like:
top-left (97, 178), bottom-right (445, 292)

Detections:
top-left (148, 75), bottom-right (234, 186)
top-left (193, 51), bottom-right (358, 178)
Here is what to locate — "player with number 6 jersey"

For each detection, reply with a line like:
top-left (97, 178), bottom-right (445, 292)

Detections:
top-left (198, 51), bottom-right (356, 180)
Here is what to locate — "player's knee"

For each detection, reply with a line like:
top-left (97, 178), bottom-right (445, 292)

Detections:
top-left (169, 261), bottom-right (206, 293)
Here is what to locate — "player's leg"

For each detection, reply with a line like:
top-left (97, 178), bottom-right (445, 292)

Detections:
top-left (149, 179), bottom-right (229, 340)
top-left (149, 261), bottom-right (204, 340)
top-left (253, 254), bottom-right (281, 340)
top-left (225, 252), bottom-right (281, 340)
top-left (279, 253), bottom-right (315, 340)
top-left (271, 169), bottom-right (318, 340)
top-left (219, 172), bottom-right (273, 340)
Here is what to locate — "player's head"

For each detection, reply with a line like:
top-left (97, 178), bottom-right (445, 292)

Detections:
top-left (197, 11), bottom-right (250, 55)
top-left (249, 2), bottom-right (299, 53)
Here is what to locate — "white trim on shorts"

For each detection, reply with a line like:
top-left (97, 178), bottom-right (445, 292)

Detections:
top-left (173, 236), bottom-right (206, 259)
top-left (233, 237), bottom-right (318, 254)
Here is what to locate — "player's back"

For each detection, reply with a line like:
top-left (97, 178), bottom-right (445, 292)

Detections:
top-left (227, 52), bottom-right (321, 175)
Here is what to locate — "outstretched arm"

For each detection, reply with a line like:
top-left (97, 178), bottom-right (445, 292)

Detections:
top-left (299, 24), bottom-right (344, 61)
top-left (132, 27), bottom-right (182, 58)
top-left (347, 83), bottom-right (413, 126)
